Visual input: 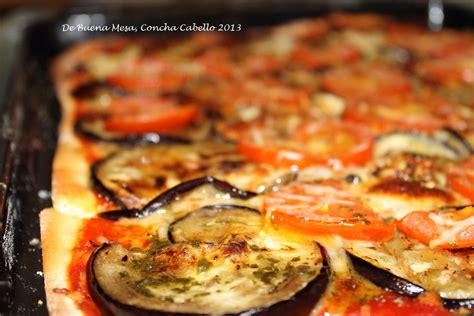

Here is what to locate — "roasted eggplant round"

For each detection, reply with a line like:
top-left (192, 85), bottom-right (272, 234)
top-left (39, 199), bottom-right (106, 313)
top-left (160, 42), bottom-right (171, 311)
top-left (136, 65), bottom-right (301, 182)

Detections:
top-left (76, 117), bottom-right (190, 145)
top-left (93, 143), bottom-right (290, 210)
top-left (88, 236), bottom-right (324, 315)
top-left (346, 235), bottom-right (474, 300)
top-left (75, 116), bottom-right (211, 145)
top-left (374, 129), bottom-right (472, 161)
top-left (349, 253), bottom-right (425, 297)
top-left (169, 204), bottom-right (262, 243)
top-left (99, 176), bottom-right (257, 220)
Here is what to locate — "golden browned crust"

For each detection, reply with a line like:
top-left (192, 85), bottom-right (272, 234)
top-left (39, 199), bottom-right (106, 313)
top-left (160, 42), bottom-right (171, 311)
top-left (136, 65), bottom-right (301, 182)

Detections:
top-left (40, 208), bottom-right (85, 316)
top-left (49, 39), bottom-right (108, 217)
top-left (52, 136), bottom-right (98, 217)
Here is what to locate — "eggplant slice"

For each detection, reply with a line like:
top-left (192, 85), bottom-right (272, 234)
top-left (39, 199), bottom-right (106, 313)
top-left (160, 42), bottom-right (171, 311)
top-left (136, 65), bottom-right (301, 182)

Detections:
top-left (349, 253), bottom-right (425, 297)
top-left (169, 204), bottom-right (262, 243)
top-left (100, 176), bottom-right (257, 220)
top-left (374, 129), bottom-right (472, 161)
top-left (346, 235), bottom-right (474, 300)
top-left (93, 142), bottom-right (293, 210)
top-left (75, 117), bottom-right (190, 145)
top-left (71, 80), bottom-right (127, 100)
top-left (75, 115), bottom-right (212, 144)
top-left (88, 236), bottom-right (323, 315)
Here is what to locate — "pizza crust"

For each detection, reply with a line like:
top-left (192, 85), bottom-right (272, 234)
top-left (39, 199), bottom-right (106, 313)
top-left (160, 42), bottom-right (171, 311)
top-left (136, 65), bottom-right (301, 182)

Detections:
top-left (40, 208), bottom-right (85, 316)
top-left (52, 136), bottom-right (98, 217)
top-left (50, 40), bottom-right (103, 217)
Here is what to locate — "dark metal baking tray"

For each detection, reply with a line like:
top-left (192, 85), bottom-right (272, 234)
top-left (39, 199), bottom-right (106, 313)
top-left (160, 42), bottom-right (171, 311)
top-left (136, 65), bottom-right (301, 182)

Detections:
top-left (1, 1), bottom-right (473, 315)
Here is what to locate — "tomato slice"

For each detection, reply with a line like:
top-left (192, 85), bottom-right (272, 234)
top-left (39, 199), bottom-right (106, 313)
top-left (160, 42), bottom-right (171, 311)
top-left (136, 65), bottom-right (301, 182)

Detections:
top-left (290, 43), bottom-right (360, 69)
top-left (320, 65), bottom-right (412, 101)
top-left (197, 48), bottom-right (235, 79)
top-left (242, 54), bottom-right (285, 75)
top-left (397, 206), bottom-right (474, 249)
top-left (103, 97), bottom-right (198, 134)
top-left (416, 48), bottom-right (474, 86)
top-left (106, 57), bottom-right (188, 92)
top-left (237, 120), bottom-right (374, 169)
top-left (264, 181), bottom-right (395, 241)
top-left (347, 293), bottom-right (453, 316)
top-left (448, 157), bottom-right (474, 203)
top-left (387, 24), bottom-right (471, 58)
top-left (219, 78), bottom-right (310, 122)
top-left (343, 93), bottom-right (457, 132)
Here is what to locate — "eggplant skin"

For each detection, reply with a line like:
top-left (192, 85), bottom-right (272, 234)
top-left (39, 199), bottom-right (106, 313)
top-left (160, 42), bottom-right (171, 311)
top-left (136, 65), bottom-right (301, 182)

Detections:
top-left (347, 235), bottom-right (474, 300)
top-left (255, 268), bottom-right (329, 316)
top-left (374, 129), bottom-right (471, 161)
top-left (75, 117), bottom-right (191, 145)
top-left (437, 127), bottom-right (473, 155)
top-left (91, 161), bottom-right (129, 210)
top-left (349, 253), bottom-right (425, 297)
top-left (443, 298), bottom-right (474, 310)
top-left (100, 176), bottom-right (257, 220)
top-left (71, 80), bottom-right (126, 99)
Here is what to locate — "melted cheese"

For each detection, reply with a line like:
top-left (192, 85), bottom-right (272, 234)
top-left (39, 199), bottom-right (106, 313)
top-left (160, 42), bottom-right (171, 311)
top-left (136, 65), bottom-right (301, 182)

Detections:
top-left (429, 215), bottom-right (474, 248)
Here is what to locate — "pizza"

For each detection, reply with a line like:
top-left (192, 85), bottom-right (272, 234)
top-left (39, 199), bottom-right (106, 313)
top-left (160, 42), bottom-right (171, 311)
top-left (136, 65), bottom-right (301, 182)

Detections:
top-left (40, 12), bottom-right (474, 315)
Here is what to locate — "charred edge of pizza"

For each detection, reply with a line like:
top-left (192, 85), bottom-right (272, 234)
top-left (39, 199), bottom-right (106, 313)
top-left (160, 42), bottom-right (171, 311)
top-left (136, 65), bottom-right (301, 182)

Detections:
top-left (74, 117), bottom-right (191, 145)
top-left (443, 298), bottom-right (474, 310)
top-left (374, 129), bottom-right (471, 161)
top-left (168, 204), bottom-right (262, 243)
top-left (348, 253), bottom-right (425, 297)
top-left (100, 177), bottom-right (258, 220)
top-left (90, 159), bottom-right (129, 210)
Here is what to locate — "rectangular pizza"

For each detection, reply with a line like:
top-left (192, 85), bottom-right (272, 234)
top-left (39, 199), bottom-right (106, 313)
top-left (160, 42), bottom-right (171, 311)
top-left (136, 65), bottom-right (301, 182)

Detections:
top-left (40, 12), bottom-right (474, 315)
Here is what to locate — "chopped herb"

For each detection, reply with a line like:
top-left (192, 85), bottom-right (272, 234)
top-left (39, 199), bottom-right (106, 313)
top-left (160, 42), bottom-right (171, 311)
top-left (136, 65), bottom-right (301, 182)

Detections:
top-left (249, 244), bottom-right (260, 251)
top-left (254, 270), bottom-right (278, 284)
top-left (190, 240), bottom-right (201, 248)
top-left (118, 271), bottom-right (129, 278)
top-left (197, 258), bottom-right (213, 273)
top-left (149, 239), bottom-right (171, 251)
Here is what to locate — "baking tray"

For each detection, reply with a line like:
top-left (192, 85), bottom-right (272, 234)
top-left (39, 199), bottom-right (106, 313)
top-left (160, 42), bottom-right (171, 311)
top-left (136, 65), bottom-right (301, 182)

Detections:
top-left (1, 1), bottom-right (473, 315)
